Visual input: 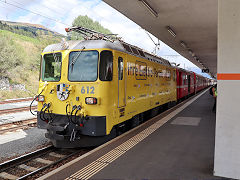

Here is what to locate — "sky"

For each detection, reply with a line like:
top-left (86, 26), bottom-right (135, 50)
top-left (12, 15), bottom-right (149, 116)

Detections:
top-left (0, 0), bottom-right (210, 77)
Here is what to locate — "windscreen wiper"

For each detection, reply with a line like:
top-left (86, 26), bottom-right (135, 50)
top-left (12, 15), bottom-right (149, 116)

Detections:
top-left (70, 46), bottom-right (85, 72)
top-left (52, 51), bottom-right (59, 63)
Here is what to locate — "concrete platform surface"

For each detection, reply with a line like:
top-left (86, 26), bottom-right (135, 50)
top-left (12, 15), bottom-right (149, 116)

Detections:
top-left (0, 127), bottom-right (49, 162)
top-left (39, 89), bottom-right (227, 180)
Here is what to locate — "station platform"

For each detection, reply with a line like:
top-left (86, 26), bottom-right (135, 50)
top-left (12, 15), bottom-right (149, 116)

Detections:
top-left (39, 89), bottom-right (223, 180)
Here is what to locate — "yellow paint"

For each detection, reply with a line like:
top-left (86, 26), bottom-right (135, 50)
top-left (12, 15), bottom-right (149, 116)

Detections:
top-left (38, 48), bottom-right (177, 135)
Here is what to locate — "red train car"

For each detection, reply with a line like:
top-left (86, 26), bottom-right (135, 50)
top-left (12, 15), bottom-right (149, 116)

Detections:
top-left (176, 68), bottom-right (195, 100)
top-left (195, 75), bottom-right (207, 92)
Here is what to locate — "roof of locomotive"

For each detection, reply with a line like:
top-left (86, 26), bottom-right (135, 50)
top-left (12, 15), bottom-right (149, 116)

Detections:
top-left (42, 40), bottom-right (125, 53)
top-left (42, 39), bottom-right (172, 67)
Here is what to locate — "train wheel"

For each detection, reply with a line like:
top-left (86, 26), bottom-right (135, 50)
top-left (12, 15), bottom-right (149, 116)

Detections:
top-left (171, 101), bottom-right (177, 107)
top-left (139, 113), bottom-right (144, 123)
top-left (116, 123), bottom-right (127, 136)
top-left (167, 101), bottom-right (177, 109)
top-left (150, 107), bottom-right (160, 118)
top-left (130, 114), bottom-right (140, 128)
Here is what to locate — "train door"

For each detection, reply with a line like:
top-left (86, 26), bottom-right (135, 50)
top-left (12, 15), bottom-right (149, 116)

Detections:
top-left (188, 75), bottom-right (191, 94)
top-left (176, 70), bottom-right (180, 99)
top-left (177, 70), bottom-right (182, 99)
top-left (117, 56), bottom-right (126, 108)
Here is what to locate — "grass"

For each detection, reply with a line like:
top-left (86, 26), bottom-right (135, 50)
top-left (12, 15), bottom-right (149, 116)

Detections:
top-left (0, 30), bottom-right (60, 45)
top-left (0, 30), bottom-right (41, 44)
top-left (0, 30), bottom-right (61, 100)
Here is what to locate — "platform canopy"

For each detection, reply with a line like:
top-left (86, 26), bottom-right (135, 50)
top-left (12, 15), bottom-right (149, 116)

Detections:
top-left (103, 0), bottom-right (217, 77)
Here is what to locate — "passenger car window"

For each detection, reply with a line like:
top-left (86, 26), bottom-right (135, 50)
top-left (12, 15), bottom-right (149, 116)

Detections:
top-left (99, 51), bottom-right (113, 81)
top-left (182, 74), bottom-right (185, 85)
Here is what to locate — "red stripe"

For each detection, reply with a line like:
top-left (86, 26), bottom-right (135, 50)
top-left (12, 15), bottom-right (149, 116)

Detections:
top-left (217, 73), bottom-right (240, 80)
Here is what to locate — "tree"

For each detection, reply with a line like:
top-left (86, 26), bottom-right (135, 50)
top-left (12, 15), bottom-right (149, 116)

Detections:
top-left (69, 15), bottom-right (112, 40)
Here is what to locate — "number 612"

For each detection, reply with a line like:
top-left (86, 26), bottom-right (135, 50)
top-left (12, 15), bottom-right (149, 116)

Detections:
top-left (81, 86), bottom-right (95, 94)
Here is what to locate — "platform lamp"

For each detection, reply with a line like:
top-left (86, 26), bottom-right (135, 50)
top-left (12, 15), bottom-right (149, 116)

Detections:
top-left (166, 26), bottom-right (176, 38)
top-left (180, 41), bottom-right (187, 49)
top-left (139, 0), bottom-right (158, 18)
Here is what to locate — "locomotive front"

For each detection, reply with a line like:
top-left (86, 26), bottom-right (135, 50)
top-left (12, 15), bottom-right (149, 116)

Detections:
top-left (36, 40), bottom-right (117, 148)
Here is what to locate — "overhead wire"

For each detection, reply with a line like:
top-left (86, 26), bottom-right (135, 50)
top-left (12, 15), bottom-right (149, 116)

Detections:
top-left (0, 0), bottom-right (159, 54)
top-left (144, 30), bottom-right (160, 54)
top-left (9, 0), bottom-right (68, 19)
top-left (0, 0), bottom-right (70, 27)
top-left (0, 0), bottom-right (142, 44)
top-left (0, 0), bottom-right (115, 38)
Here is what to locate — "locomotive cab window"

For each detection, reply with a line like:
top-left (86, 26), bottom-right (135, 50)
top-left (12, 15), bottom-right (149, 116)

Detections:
top-left (99, 50), bottom-right (113, 81)
top-left (42, 53), bottom-right (62, 81)
top-left (68, 50), bottom-right (98, 82)
top-left (118, 57), bottom-right (123, 80)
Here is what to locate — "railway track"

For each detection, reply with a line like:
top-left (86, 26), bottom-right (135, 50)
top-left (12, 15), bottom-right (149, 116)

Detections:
top-left (0, 106), bottom-right (37, 115)
top-left (0, 97), bottom-right (37, 115)
top-left (0, 98), bottom-right (90, 179)
top-left (0, 98), bottom-right (34, 105)
top-left (0, 97), bottom-right (38, 134)
top-left (0, 119), bottom-right (37, 135)
top-left (0, 145), bottom-right (90, 180)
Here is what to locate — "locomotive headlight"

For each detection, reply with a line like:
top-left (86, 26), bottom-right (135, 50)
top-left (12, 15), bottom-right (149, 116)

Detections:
top-left (85, 97), bottom-right (97, 105)
top-left (36, 95), bottom-right (45, 102)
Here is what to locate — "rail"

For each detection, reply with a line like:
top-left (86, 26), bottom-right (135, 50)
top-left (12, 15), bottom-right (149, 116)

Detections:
top-left (0, 118), bottom-right (37, 135)
top-left (0, 97), bottom-right (34, 105)
top-left (0, 145), bottom-right (90, 179)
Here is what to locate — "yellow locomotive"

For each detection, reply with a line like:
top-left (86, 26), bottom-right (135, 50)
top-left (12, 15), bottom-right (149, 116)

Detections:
top-left (36, 27), bottom-right (177, 148)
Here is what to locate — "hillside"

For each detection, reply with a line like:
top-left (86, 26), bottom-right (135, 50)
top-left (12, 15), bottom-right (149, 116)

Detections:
top-left (0, 20), bottom-right (64, 39)
top-left (2, 20), bottom-right (53, 31)
top-left (0, 30), bottom-right (61, 100)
